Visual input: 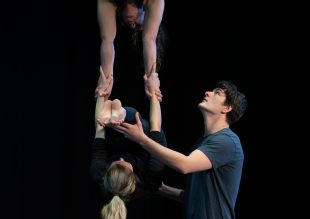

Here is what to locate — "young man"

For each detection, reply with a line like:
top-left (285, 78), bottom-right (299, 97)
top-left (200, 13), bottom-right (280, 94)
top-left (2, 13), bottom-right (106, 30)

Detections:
top-left (114, 80), bottom-right (248, 219)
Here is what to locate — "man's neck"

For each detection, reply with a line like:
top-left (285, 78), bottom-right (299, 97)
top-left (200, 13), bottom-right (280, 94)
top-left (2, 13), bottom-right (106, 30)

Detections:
top-left (203, 118), bottom-right (229, 137)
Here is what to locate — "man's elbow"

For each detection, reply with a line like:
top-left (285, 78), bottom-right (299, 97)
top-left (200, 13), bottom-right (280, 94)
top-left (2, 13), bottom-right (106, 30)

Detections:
top-left (177, 165), bottom-right (191, 174)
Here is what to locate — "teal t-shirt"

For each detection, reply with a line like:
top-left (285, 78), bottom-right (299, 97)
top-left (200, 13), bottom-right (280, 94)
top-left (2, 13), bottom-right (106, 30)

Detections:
top-left (185, 128), bottom-right (244, 219)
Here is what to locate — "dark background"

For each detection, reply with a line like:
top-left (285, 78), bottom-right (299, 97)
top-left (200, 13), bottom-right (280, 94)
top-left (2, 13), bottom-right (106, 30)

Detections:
top-left (2, 1), bottom-right (277, 219)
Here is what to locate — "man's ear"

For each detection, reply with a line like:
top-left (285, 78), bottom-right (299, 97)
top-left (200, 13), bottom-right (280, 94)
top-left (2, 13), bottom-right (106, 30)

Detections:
top-left (222, 105), bottom-right (232, 114)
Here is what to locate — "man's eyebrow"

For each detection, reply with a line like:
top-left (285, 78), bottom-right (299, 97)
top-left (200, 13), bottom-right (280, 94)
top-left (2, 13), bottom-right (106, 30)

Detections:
top-left (214, 88), bottom-right (225, 94)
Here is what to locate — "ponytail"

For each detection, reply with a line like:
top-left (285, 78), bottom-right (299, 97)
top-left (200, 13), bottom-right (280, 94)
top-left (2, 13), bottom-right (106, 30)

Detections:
top-left (100, 163), bottom-right (136, 219)
top-left (101, 195), bottom-right (126, 219)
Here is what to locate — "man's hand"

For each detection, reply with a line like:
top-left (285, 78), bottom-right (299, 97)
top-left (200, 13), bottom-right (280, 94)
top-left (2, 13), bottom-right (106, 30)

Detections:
top-left (95, 66), bottom-right (113, 101)
top-left (144, 63), bottom-right (163, 102)
top-left (112, 112), bottom-right (146, 143)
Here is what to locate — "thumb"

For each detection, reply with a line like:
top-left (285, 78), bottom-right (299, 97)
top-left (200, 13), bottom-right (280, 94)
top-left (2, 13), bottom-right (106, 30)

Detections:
top-left (134, 112), bottom-right (143, 128)
top-left (143, 73), bottom-right (148, 81)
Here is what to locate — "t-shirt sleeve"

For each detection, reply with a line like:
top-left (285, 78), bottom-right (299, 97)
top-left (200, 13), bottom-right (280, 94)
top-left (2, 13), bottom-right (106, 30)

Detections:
top-left (198, 133), bottom-right (236, 169)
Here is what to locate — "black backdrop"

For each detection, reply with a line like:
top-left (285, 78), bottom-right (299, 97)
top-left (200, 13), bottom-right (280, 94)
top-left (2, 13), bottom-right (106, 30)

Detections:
top-left (2, 1), bottom-right (269, 219)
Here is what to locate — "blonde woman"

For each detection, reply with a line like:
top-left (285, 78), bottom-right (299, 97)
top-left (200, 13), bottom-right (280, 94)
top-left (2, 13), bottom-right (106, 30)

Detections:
top-left (91, 65), bottom-right (166, 218)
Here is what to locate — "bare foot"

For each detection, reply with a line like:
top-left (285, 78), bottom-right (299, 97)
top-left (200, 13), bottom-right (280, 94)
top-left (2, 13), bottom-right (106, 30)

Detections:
top-left (97, 100), bottom-right (112, 127)
top-left (110, 99), bottom-right (126, 125)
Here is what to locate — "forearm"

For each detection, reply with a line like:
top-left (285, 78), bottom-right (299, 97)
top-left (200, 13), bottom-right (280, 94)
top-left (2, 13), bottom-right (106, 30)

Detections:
top-left (139, 135), bottom-right (189, 174)
top-left (100, 39), bottom-right (114, 77)
top-left (143, 0), bottom-right (164, 74)
top-left (157, 183), bottom-right (184, 203)
top-left (143, 38), bottom-right (157, 75)
top-left (95, 125), bottom-right (106, 139)
top-left (98, 0), bottom-right (116, 78)
top-left (149, 94), bottom-right (161, 131)
top-left (95, 97), bottom-right (106, 138)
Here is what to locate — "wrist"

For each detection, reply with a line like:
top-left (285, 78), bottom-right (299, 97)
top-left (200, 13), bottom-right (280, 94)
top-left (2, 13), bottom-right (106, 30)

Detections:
top-left (95, 126), bottom-right (105, 139)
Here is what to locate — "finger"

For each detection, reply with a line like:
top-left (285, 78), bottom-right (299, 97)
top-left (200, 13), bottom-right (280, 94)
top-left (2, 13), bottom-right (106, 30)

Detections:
top-left (156, 91), bottom-right (162, 97)
top-left (146, 91), bottom-right (152, 99)
top-left (119, 122), bottom-right (133, 129)
top-left (155, 90), bottom-right (163, 99)
top-left (102, 89), bottom-right (109, 95)
top-left (155, 89), bottom-right (162, 95)
top-left (134, 112), bottom-right (142, 128)
top-left (111, 125), bottom-right (126, 134)
top-left (143, 74), bottom-right (148, 81)
top-left (158, 96), bottom-right (162, 102)
top-left (156, 93), bottom-right (163, 99)
top-left (157, 95), bottom-right (162, 101)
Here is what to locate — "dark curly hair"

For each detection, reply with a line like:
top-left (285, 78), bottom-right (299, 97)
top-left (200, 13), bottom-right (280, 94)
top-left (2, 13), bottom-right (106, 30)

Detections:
top-left (217, 81), bottom-right (248, 125)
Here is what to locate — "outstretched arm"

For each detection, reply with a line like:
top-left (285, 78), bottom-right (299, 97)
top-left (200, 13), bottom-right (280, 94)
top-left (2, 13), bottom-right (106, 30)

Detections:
top-left (144, 63), bottom-right (162, 131)
top-left (97, 0), bottom-right (117, 99)
top-left (145, 68), bottom-right (185, 202)
top-left (143, 0), bottom-right (165, 98)
top-left (90, 84), bottom-right (110, 183)
top-left (113, 114), bottom-right (213, 174)
top-left (143, 64), bottom-right (165, 174)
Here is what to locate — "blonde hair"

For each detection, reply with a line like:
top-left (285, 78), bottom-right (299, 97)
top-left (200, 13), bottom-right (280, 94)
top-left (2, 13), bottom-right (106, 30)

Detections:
top-left (101, 195), bottom-right (126, 219)
top-left (101, 164), bottom-right (136, 219)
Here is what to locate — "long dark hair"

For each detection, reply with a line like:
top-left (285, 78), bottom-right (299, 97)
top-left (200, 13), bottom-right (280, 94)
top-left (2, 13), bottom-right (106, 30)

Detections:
top-left (125, 25), bottom-right (168, 73)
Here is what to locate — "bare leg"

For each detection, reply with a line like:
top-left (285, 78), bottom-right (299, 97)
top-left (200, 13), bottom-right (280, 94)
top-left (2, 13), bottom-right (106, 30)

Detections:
top-left (110, 99), bottom-right (126, 125)
top-left (97, 100), bottom-right (112, 127)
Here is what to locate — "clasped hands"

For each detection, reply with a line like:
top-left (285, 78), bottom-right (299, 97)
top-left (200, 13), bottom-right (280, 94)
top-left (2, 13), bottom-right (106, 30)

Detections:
top-left (95, 63), bottom-right (163, 101)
